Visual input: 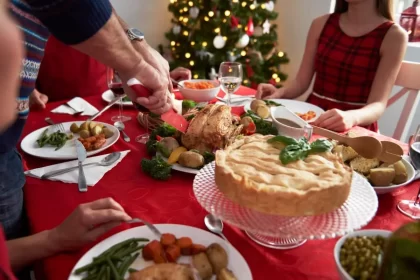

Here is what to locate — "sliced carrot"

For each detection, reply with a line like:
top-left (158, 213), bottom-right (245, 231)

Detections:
top-left (191, 244), bottom-right (207, 255)
top-left (177, 237), bottom-right (193, 255)
top-left (165, 244), bottom-right (181, 262)
top-left (160, 233), bottom-right (177, 248)
top-left (142, 240), bottom-right (162, 261)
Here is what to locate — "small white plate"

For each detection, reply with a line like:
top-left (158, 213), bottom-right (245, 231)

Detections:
top-left (21, 121), bottom-right (120, 160)
top-left (243, 99), bottom-right (325, 122)
top-left (102, 89), bottom-right (133, 106)
top-left (68, 224), bottom-right (252, 280)
top-left (157, 152), bottom-right (200, 175)
top-left (373, 157), bottom-right (416, 194)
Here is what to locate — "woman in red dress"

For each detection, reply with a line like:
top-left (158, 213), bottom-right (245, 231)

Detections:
top-left (256, 0), bottom-right (407, 132)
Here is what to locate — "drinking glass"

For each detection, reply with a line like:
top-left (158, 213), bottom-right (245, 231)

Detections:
top-left (218, 62), bottom-right (243, 106)
top-left (107, 68), bottom-right (131, 123)
top-left (397, 124), bottom-right (420, 219)
top-left (135, 115), bottom-right (150, 144)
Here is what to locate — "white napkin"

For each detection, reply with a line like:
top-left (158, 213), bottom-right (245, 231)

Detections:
top-left (170, 93), bottom-right (183, 115)
top-left (51, 97), bottom-right (99, 116)
top-left (24, 150), bottom-right (130, 186)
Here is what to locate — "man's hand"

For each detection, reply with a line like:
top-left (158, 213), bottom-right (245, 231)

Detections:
top-left (29, 89), bottom-right (48, 110)
top-left (256, 84), bottom-right (284, 100)
top-left (48, 198), bottom-right (131, 252)
top-left (311, 109), bottom-right (357, 132)
top-left (170, 67), bottom-right (191, 82)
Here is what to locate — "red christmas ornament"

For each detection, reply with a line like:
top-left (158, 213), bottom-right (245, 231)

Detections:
top-left (231, 16), bottom-right (239, 29)
top-left (246, 17), bottom-right (254, 36)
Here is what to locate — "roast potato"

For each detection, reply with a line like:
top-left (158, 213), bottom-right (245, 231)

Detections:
top-left (91, 126), bottom-right (102, 136)
top-left (178, 151), bottom-right (205, 168)
top-left (192, 252), bottom-right (213, 280)
top-left (88, 121), bottom-right (97, 131)
top-left (256, 105), bottom-right (270, 119)
top-left (79, 122), bottom-right (89, 131)
top-left (350, 156), bottom-right (380, 175)
top-left (217, 268), bottom-right (237, 280)
top-left (78, 130), bottom-right (90, 139)
top-left (158, 137), bottom-right (180, 158)
top-left (102, 127), bottom-right (114, 139)
top-left (250, 100), bottom-right (265, 112)
top-left (370, 167), bottom-right (395, 186)
top-left (70, 123), bottom-right (80, 133)
top-left (240, 116), bottom-right (253, 127)
top-left (206, 243), bottom-right (228, 274)
top-left (393, 160), bottom-right (408, 184)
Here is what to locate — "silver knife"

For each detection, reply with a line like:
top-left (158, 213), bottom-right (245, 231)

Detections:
top-left (88, 94), bottom-right (126, 121)
top-left (75, 140), bottom-right (88, 192)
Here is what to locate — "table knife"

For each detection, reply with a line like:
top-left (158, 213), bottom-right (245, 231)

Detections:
top-left (75, 140), bottom-right (88, 192)
top-left (127, 78), bottom-right (189, 133)
top-left (88, 94), bottom-right (126, 121)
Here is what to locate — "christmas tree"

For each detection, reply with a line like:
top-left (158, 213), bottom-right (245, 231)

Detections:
top-left (162, 0), bottom-right (289, 88)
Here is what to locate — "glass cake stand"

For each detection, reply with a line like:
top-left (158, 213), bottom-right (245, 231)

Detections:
top-left (193, 162), bottom-right (378, 250)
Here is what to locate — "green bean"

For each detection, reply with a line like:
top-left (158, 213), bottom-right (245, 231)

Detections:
top-left (74, 258), bottom-right (108, 275)
top-left (115, 245), bottom-right (144, 259)
top-left (105, 266), bottom-right (111, 280)
top-left (119, 253), bottom-right (139, 276)
top-left (106, 257), bottom-right (122, 280)
top-left (128, 268), bottom-right (138, 274)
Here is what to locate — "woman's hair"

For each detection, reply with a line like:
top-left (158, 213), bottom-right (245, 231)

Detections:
top-left (334, 0), bottom-right (394, 21)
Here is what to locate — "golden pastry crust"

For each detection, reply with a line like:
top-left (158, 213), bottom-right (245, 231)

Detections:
top-left (215, 134), bottom-right (352, 216)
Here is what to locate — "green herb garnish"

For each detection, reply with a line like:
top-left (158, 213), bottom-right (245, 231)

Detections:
top-left (141, 156), bottom-right (172, 180)
top-left (268, 136), bottom-right (333, 164)
top-left (264, 100), bottom-right (282, 107)
top-left (242, 110), bottom-right (278, 136)
top-left (203, 151), bottom-right (215, 164)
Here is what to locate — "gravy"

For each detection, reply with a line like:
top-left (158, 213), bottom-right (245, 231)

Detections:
top-left (275, 118), bottom-right (302, 128)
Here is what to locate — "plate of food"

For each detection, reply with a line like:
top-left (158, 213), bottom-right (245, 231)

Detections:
top-left (331, 134), bottom-right (415, 194)
top-left (21, 121), bottom-right (119, 160)
top-left (102, 89), bottom-right (133, 106)
top-left (243, 99), bottom-right (324, 122)
top-left (69, 224), bottom-right (252, 280)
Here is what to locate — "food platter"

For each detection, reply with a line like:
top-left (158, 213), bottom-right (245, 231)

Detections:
top-left (243, 99), bottom-right (325, 121)
top-left (102, 89), bottom-right (133, 106)
top-left (194, 162), bottom-right (378, 250)
top-left (21, 121), bottom-right (120, 160)
top-left (69, 224), bottom-right (252, 280)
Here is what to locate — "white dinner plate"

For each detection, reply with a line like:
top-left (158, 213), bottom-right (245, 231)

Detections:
top-left (243, 99), bottom-right (325, 122)
top-left (69, 224), bottom-right (252, 280)
top-left (157, 152), bottom-right (200, 175)
top-left (102, 89), bottom-right (133, 106)
top-left (21, 121), bottom-right (120, 160)
top-left (373, 157), bottom-right (416, 194)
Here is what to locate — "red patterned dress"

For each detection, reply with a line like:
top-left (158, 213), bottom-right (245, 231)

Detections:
top-left (307, 13), bottom-right (394, 132)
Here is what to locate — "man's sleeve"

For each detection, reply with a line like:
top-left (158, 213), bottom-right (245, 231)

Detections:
top-left (23, 0), bottom-right (112, 45)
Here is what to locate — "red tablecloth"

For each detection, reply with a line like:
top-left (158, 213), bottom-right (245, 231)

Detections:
top-left (19, 87), bottom-right (418, 280)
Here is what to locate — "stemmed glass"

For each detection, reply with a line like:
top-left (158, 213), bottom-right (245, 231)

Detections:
top-left (397, 124), bottom-right (420, 219)
top-left (218, 62), bottom-right (243, 106)
top-left (135, 115), bottom-right (150, 144)
top-left (107, 67), bottom-right (131, 123)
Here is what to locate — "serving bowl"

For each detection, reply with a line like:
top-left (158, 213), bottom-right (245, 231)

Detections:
top-left (373, 157), bottom-right (415, 195)
top-left (334, 229), bottom-right (392, 280)
top-left (178, 79), bottom-right (220, 102)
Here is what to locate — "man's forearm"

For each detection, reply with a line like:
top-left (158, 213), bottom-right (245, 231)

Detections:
top-left (7, 230), bottom-right (59, 272)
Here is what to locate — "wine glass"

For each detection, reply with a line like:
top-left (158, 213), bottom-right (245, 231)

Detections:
top-left (135, 114), bottom-right (150, 144)
top-left (397, 124), bottom-right (420, 219)
top-left (218, 62), bottom-right (243, 106)
top-left (107, 67), bottom-right (131, 123)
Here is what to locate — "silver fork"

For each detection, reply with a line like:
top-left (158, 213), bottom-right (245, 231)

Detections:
top-left (45, 117), bottom-right (65, 132)
top-left (127, 218), bottom-right (162, 238)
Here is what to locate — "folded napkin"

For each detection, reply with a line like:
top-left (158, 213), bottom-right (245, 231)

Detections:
top-left (25, 150), bottom-right (130, 186)
top-left (216, 94), bottom-right (254, 106)
top-left (51, 97), bottom-right (99, 116)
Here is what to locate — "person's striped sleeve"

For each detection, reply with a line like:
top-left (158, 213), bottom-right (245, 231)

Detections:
top-left (23, 0), bottom-right (112, 45)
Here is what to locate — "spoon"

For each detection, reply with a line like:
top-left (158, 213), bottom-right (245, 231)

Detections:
top-left (204, 214), bottom-right (230, 244)
top-left (41, 152), bottom-right (121, 179)
top-left (114, 121), bottom-right (130, 142)
top-left (312, 126), bottom-right (383, 159)
top-left (377, 141), bottom-right (403, 163)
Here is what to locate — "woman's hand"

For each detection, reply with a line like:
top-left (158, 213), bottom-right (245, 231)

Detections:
top-left (48, 198), bottom-right (132, 252)
top-left (170, 67), bottom-right (191, 81)
top-left (29, 89), bottom-right (48, 110)
top-left (256, 84), bottom-right (284, 100)
top-left (311, 109), bottom-right (357, 132)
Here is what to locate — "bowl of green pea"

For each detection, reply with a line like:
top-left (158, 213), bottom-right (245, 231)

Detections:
top-left (334, 229), bottom-right (392, 280)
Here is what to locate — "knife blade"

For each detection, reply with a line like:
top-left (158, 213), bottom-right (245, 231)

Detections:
top-left (75, 140), bottom-right (88, 192)
top-left (88, 94), bottom-right (126, 121)
top-left (127, 78), bottom-right (189, 133)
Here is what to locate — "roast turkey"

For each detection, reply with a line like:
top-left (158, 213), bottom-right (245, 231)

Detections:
top-left (181, 104), bottom-right (243, 153)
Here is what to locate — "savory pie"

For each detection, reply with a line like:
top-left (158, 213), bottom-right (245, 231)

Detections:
top-left (215, 134), bottom-right (352, 216)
